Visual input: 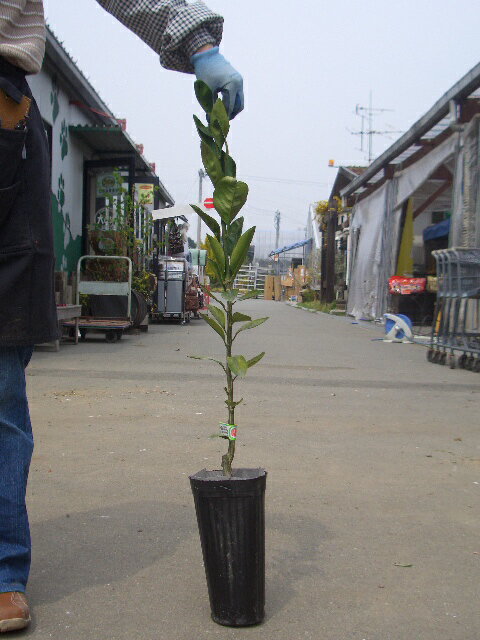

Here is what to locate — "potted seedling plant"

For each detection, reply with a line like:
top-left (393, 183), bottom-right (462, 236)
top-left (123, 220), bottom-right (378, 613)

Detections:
top-left (189, 81), bottom-right (268, 627)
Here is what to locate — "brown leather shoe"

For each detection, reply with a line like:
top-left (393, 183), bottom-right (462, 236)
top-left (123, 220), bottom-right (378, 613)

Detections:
top-left (0, 592), bottom-right (31, 633)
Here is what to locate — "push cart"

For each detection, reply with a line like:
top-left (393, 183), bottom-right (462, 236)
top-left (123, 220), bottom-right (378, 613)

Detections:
top-left (427, 248), bottom-right (480, 370)
top-left (63, 255), bottom-right (133, 342)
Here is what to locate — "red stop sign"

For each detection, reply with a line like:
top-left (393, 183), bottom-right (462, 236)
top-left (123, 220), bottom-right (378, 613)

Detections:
top-left (204, 197), bottom-right (215, 209)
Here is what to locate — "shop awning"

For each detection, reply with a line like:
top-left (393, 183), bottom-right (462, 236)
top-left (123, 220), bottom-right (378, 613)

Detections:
top-left (69, 125), bottom-right (152, 172)
top-left (269, 238), bottom-right (311, 256)
top-left (69, 124), bottom-right (174, 205)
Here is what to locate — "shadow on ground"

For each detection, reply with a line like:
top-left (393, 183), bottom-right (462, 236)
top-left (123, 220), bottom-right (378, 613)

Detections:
top-left (25, 502), bottom-right (330, 630)
top-left (28, 501), bottom-right (194, 607)
top-left (266, 512), bottom-right (330, 619)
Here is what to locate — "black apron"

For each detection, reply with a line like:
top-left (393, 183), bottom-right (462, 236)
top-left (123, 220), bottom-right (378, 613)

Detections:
top-left (0, 57), bottom-right (57, 345)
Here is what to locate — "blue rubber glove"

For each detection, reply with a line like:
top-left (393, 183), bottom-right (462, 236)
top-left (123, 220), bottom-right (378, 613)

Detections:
top-left (191, 47), bottom-right (244, 120)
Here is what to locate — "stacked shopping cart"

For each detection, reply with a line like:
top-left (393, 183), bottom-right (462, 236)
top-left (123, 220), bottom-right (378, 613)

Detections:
top-left (427, 248), bottom-right (480, 371)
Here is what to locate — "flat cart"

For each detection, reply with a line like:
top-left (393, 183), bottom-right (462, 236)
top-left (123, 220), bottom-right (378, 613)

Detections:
top-left (63, 255), bottom-right (133, 342)
top-left (56, 304), bottom-right (82, 348)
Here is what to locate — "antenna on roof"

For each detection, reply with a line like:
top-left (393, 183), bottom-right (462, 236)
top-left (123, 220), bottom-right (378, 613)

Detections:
top-left (351, 91), bottom-right (402, 163)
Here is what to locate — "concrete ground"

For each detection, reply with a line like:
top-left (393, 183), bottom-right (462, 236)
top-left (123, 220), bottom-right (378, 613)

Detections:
top-left (19, 300), bottom-right (480, 639)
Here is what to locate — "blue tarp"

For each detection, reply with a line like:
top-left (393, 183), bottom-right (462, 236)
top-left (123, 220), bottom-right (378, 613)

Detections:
top-left (423, 217), bottom-right (450, 242)
top-left (269, 238), bottom-right (311, 257)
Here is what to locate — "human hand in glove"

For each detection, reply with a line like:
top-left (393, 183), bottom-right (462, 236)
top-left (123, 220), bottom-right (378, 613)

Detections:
top-left (191, 46), bottom-right (244, 119)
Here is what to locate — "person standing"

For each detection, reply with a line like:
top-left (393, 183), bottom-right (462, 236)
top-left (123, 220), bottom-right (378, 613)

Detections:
top-left (0, 0), bottom-right (243, 632)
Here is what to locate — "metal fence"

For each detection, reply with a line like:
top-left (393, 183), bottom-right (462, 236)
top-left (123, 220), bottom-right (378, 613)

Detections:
top-left (234, 265), bottom-right (274, 297)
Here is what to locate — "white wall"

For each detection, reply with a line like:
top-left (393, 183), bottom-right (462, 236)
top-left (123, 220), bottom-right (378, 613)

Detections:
top-left (29, 69), bottom-right (95, 271)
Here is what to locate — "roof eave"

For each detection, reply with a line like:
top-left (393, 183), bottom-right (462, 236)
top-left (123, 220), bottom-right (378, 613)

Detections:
top-left (329, 166), bottom-right (362, 199)
top-left (156, 180), bottom-right (175, 206)
top-left (341, 60), bottom-right (480, 199)
top-left (44, 27), bottom-right (114, 126)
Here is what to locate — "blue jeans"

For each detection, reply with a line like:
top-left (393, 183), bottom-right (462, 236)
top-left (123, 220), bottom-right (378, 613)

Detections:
top-left (0, 346), bottom-right (34, 594)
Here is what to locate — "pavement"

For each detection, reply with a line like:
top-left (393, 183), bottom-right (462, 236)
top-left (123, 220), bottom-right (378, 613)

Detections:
top-left (19, 300), bottom-right (480, 639)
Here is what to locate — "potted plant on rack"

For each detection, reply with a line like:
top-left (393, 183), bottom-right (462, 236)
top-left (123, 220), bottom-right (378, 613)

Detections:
top-left (189, 81), bottom-right (268, 627)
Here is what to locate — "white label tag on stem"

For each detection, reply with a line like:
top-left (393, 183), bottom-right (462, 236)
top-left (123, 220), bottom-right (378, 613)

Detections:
top-left (219, 423), bottom-right (237, 441)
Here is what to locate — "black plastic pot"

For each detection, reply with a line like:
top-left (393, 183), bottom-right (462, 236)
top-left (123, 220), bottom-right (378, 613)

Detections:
top-left (190, 468), bottom-right (267, 626)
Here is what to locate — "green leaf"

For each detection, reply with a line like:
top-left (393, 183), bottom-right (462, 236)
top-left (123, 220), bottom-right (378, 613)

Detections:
top-left (221, 152), bottom-right (236, 178)
top-left (239, 289), bottom-right (261, 300)
top-left (210, 98), bottom-right (229, 146)
top-left (190, 204), bottom-right (220, 239)
top-left (247, 352), bottom-right (265, 368)
top-left (393, 563), bottom-right (413, 568)
top-left (207, 234), bottom-right (226, 274)
top-left (188, 355), bottom-right (226, 371)
top-left (234, 317), bottom-right (268, 339)
top-left (198, 131), bottom-right (221, 159)
top-left (210, 121), bottom-right (225, 149)
top-left (207, 258), bottom-right (224, 283)
top-left (212, 99), bottom-right (229, 134)
top-left (195, 123), bottom-right (220, 156)
top-left (227, 355), bottom-right (248, 378)
top-left (199, 312), bottom-right (225, 342)
top-left (221, 289), bottom-right (240, 302)
top-left (231, 216), bottom-right (244, 238)
top-left (225, 216), bottom-right (244, 256)
top-left (206, 289), bottom-right (226, 309)
top-left (193, 114), bottom-right (213, 139)
top-left (230, 226), bottom-right (256, 278)
top-left (201, 141), bottom-right (224, 186)
top-left (232, 312), bottom-right (252, 323)
top-left (194, 80), bottom-right (214, 114)
top-left (208, 304), bottom-right (226, 329)
top-left (213, 177), bottom-right (249, 224)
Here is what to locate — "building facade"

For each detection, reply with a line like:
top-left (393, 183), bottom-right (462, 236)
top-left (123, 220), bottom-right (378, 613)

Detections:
top-left (339, 63), bottom-right (480, 321)
top-left (28, 27), bottom-right (174, 280)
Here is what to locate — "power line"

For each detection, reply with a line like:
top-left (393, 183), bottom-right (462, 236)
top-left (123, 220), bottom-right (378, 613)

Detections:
top-left (240, 174), bottom-right (329, 187)
top-left (243, 205), bottom-right (301, 224)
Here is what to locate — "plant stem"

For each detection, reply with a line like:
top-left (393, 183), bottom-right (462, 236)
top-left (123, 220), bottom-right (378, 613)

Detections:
top-left (222, 300), bottom-right (235, 476)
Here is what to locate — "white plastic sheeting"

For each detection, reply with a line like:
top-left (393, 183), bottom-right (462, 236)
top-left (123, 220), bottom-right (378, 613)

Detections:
top-left (395, 134), bottom-right (458, 208)
top-left (450, 144), bottom-right (464, 247)
top-left (347, 134), bottom-right (458, 320)
top-left (451, 116), bottom-right (480, 247)
top-left (347, 182), bottom-right (389, 320)
top-left (377, 180), bottom-right (401, 318)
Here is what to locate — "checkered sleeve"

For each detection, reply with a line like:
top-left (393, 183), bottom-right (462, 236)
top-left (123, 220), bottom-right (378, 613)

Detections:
top-left (96, 0), bottom-right (224, 73)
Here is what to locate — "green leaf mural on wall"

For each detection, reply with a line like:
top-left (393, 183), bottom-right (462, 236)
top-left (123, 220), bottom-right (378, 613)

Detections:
top-left (57, 174), bottom-right (65, 208)
top-left (52, 174), bottom-right (81, 273)
top-left (50, 76), bottom-right (59, 123)
top-left (60, 119), bottom-right (69, 160)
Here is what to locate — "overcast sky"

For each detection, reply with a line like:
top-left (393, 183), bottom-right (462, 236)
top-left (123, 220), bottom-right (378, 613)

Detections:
top-left (43, 0), bottom-right (480, 238)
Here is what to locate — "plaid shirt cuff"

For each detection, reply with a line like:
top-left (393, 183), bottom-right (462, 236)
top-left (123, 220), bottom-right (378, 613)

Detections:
top-left (161, 4), bottom-right (224, 74)
top-left (97, 1), bottom-right (223, 75)
top-left (183, 28), bottom-right (216, 60)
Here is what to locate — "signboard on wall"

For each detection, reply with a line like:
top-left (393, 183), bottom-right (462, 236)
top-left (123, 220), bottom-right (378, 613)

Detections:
top-left (135, 183), bottom-right (155, 205)
top-left (96, 173), bottom-right (122, 198)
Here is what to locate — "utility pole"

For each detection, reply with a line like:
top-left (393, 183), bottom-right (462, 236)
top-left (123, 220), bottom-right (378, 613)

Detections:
top-left (274, 210), bottom-right (281, 248)
top-left (196, 168), bottom-right (206, 246)
top-left (274, 210), bottom-right (281, 275)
